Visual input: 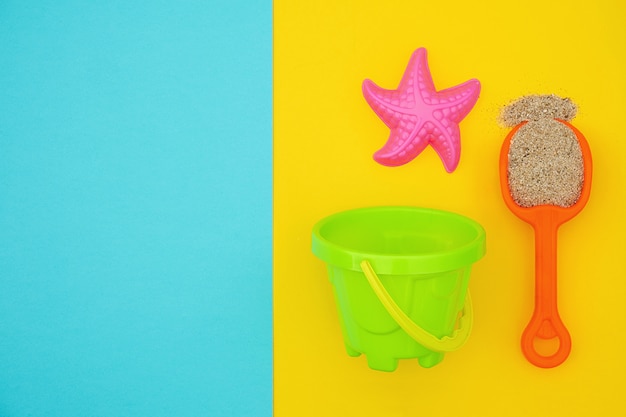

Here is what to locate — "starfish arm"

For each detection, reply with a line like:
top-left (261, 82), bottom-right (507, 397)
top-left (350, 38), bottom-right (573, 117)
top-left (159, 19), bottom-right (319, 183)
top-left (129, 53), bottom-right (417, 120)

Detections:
top-left (411, 47), bottom-right (437, 102)
top-left (429, 121), bottom-right (461, 173)
top-left (434, 79), bottom-right (481, 123)
top-left (373, 118), bottom-right (426, 167)
top-left (362, 79), bottom-right (413, 128)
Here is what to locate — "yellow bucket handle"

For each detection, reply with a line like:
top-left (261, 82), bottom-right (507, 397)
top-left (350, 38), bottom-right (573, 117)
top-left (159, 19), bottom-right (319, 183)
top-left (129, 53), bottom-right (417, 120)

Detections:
top-left (360, 260), bottom-right (472, 352)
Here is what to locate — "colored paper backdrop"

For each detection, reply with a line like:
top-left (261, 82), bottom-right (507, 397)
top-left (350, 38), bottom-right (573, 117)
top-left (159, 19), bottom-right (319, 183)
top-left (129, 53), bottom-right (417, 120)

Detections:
top-left (0, 1), bottom-right (271, 416)
top-left (274, 0), bottom-right (625, 415)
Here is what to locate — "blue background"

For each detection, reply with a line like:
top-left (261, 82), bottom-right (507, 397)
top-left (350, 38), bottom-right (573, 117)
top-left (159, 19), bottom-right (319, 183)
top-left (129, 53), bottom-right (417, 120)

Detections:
top-left (0, 1), bottom-right (272, 416)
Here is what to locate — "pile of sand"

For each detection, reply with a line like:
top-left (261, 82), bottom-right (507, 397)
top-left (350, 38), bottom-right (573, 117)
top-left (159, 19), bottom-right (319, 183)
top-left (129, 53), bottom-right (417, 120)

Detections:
top-left (501, 95), bottom-right (584, 208)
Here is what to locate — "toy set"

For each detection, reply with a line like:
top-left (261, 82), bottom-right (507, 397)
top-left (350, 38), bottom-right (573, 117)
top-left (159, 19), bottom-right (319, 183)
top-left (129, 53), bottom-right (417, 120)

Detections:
top-left (311, 48), bottom-right (592, 371)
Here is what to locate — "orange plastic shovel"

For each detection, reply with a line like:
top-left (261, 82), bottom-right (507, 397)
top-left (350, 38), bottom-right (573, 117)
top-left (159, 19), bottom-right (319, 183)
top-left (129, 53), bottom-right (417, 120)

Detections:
top-left (499, 120), bottom-right (592, 368)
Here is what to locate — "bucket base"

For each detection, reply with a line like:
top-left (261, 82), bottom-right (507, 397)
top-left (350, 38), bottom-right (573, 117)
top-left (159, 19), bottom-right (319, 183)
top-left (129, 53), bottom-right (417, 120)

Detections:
top-left (344, 344), bottom-right (445, 372)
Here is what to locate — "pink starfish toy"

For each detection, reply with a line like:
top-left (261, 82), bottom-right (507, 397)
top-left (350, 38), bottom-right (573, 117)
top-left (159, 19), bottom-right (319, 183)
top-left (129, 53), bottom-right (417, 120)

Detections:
top-left (362, 48), bottom-right (481, 172)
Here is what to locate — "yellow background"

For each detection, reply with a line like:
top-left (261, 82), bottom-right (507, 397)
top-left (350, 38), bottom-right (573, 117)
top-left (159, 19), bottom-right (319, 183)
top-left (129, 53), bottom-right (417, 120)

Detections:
top-left (274, 1), bottom-right (626, 415)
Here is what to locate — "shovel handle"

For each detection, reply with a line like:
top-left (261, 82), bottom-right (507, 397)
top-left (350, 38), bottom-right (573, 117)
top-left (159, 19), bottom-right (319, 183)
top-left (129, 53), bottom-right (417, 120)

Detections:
top-left (521, 218), bottom-right (572, 368)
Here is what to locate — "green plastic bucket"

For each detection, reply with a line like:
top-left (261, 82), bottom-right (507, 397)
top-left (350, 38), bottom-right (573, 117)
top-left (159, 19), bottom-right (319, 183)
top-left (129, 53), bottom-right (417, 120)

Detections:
top-left (312, 206), bottom-right (486, 371)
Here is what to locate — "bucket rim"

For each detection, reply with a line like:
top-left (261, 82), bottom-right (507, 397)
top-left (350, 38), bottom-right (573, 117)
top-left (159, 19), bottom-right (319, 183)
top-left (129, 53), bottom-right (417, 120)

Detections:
top-left (311, 206), bottom-right (486, 275)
